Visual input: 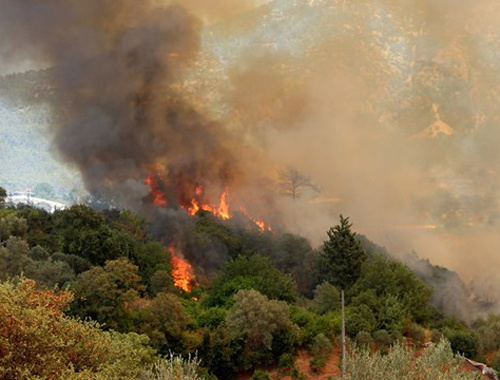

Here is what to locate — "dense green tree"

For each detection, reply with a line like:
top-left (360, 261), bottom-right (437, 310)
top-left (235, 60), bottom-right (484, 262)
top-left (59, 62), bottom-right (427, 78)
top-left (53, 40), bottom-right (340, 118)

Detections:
top-left (197, 307), bottom-right (228, 329)
top-left (251, 369), bottom-right (271, 380)
top-left (226, 290), bottom-right (299, 368)
top-left (351, 254), bottom-right (433, 325)
top-left (321, 215), bottom-right (367, 290)
top-left (0, 187), bottom-right (6, 208)
top-left (0, 278), bottom-right (209, 380)
top-left (355, 331), bottom-right (373, 348)
top-left (0, 214), bottom-right (28, 241)
top-left (134, 241), bottom-right (173, 293)
top-left (268, 234), bottom-right (320, 296)
top-left (205, 255), bottom-right (297, 307)
top-left (444, 329), bottom-right (478, 358)
top-left (309, 333), bottom-right (332, 372)
top-left (198, 327), bottom-right (243, 380)
top-left (376, 295), bottom-right (406, 332)
top-left (312, 282), bottom-right (340, 315)
top-left (51, 252), bottom-right (92, 274)
top-left (346, 305), bottom-right (377, 337)
top-left (137, 292), bottom-right (191, 352)
top-left (15, 207), bottom-right (57, 251)
top-left (71, 258), bottom-right (144, 331)
top-left (25, 259), bottom-right (75, 288)
top-left (290, 306), bottom-right (341, 345)
top-left (474, 315), bottom-right (500, 353)
top-left (28, 245), bottom-right (50, 261)
top-left (54, 205), bottom-right (127, 265)
top-left (373, 329), bottom-right (392, 348)
top-left (0, 236), bottom-right (32, 280)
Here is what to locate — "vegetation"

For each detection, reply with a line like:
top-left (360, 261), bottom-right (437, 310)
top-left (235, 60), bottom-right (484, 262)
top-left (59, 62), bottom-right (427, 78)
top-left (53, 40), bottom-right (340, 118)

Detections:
top-left (321, 215), bottom-right (367, 290)
top-left (0, 205), bottom-right (496, 379)
top-left (347, 340), bottom-right (480, 380)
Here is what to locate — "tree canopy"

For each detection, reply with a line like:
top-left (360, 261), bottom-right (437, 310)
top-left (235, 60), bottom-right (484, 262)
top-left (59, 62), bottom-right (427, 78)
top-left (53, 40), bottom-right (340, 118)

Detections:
top-left (321, 215), bottom-right (367, 290)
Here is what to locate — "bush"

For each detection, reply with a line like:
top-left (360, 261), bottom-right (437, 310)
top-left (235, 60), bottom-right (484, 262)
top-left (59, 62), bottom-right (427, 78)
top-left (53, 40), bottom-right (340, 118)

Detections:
top-left (312, 282), bottom-right (340, 314)
top-left (347, 339), bottom-right (479, 380)
top-left (206, 255), bottom-right (297, 307)
top-left (404, 323), bottom-right (426, 346)
top-left (445, 329), bottom-right (478, 358)
top-left (492, 352), bottom-right (500, 372)
top-left (141, 354), bottom-right (202, 380)
top-left (309, 333), bottom-right (332, 373)
top-left (278, 352), bottom-right (295, 373)
top-left (310, 356), bottom-right (328, 373)
top-left (355, 331), bottom-right (373, 348)
top-left (197, 307), bottom-right (228, 329)
top-left (431, 329), bottom-right (444, 343)
top-left (251, 369), bottom-right (271, 380)
top-left (0, 278), bottom-right (156, 380)
top-left (373, 330), bottom-right (392, 348)
top-left (310, 333), bottom-right (333, 357)
top-left (226, 289), bottom-right (299, 368)
top-left (345, 305), bottom-right (376, 337)
top-left (301, 311), bottom-right (341, 345)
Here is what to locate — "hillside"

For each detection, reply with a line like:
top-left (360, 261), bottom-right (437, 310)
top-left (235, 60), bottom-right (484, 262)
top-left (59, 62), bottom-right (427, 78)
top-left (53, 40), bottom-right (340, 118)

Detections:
top-left (0, 199), bottom-right (493, 380)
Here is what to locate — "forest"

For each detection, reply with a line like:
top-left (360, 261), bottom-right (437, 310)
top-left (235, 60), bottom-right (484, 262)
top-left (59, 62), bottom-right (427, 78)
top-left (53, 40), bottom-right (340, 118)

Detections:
top-left (0, 186), bottom-right (496, 380)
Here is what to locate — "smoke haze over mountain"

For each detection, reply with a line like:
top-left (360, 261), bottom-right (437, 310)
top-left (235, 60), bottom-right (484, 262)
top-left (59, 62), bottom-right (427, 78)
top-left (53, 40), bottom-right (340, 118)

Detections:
top-left (3, 0), bottom-right (500, 312)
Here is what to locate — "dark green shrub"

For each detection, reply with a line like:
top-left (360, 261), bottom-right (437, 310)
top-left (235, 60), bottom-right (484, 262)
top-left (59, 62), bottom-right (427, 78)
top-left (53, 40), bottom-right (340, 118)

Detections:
top-left (373, 330), bottom-right (391, 348)
top-left (445, 329), bottom-right (478, 358)
top-left (197, 308), bottom-right (228, 329)
top-left (431, 329), bottom-right (444, 343)
top-left (491, 352), bottom-right (500, 372)
top-left (355, 331), bottom-right (373, 348)
top-left (251, 369), bottom-right (271, 380)
top-left (404, 323), bottom-right (426, 346)
top-left (310, 355), bottom-right (327, 373)
top-left (278, 352), bottom-right (295, 374)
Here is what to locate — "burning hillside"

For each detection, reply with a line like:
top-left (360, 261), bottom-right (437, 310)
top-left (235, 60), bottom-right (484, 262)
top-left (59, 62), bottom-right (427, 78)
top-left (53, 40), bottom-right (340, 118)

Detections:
top-left (6, 0), bottom-right (500, 302)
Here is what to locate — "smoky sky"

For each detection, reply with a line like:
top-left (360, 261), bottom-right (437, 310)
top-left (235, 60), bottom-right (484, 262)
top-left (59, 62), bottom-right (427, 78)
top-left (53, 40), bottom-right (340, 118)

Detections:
top-left (0, 0), bottom-right (272, 213)
top-left (4, 0), bottom-right (500, 305)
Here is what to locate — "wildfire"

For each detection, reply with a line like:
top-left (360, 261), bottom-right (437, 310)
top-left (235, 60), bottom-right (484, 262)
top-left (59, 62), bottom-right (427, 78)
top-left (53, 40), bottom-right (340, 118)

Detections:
top-left (144, 174), bottom-right (166, 206)
top-left (239, 206), bottom-right (272, 233)
top-left (169, 244), bottom-right (196, 292)
top-left (144, 173), bottom-right (272, 231)
top-left (254, 219), bottom-right (270, 233)
top-left (186, 188), bottom-right (230, 220)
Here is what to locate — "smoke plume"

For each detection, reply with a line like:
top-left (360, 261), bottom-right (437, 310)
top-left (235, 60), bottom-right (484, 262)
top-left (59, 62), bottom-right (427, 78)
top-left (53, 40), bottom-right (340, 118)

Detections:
top-left (0, 0), bottom-right (276, 216)
top-left (4, 0), bottom-right (500, 317)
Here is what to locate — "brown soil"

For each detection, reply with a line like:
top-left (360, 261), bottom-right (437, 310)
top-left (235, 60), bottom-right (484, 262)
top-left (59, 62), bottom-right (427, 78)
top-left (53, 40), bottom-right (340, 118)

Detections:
top-left (238, 338), bottom-right (494, 380)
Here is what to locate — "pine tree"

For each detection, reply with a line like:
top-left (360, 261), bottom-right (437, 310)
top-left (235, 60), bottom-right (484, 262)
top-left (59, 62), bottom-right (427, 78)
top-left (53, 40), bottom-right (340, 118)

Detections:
top-left (321, 215), bottom-right (367, 290)
top-left (0, 187), bottom-right (6, 208)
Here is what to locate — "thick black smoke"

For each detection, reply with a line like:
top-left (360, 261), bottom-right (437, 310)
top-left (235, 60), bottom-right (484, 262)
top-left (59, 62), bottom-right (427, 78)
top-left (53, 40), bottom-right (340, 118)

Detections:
top-left (0, 0), bottom-right (251, 212)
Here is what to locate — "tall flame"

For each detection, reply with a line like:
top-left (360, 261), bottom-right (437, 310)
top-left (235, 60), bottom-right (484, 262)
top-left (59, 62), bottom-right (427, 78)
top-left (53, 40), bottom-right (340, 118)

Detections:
top-left (144, 174), bottom-right (166, 206)
top-left (169, 244), bottom-right (196, 292)
top-left (145, 173), bottom-right (271, 232)
top-left (186, 187), bottom-right (231, 220)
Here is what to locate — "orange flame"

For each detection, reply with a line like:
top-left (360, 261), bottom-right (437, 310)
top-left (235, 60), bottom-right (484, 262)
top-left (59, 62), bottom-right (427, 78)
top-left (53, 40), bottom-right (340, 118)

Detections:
top-left (144, 173), bottom-right (271, 232)
top-left (169, 245), bottom-right (196, 292)
top-left (239, 206), bottom-right (272, 232)
top-left (144, 174), bottom-right (166, 206)
top-left (186, 187), bottom-right (231, 220)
